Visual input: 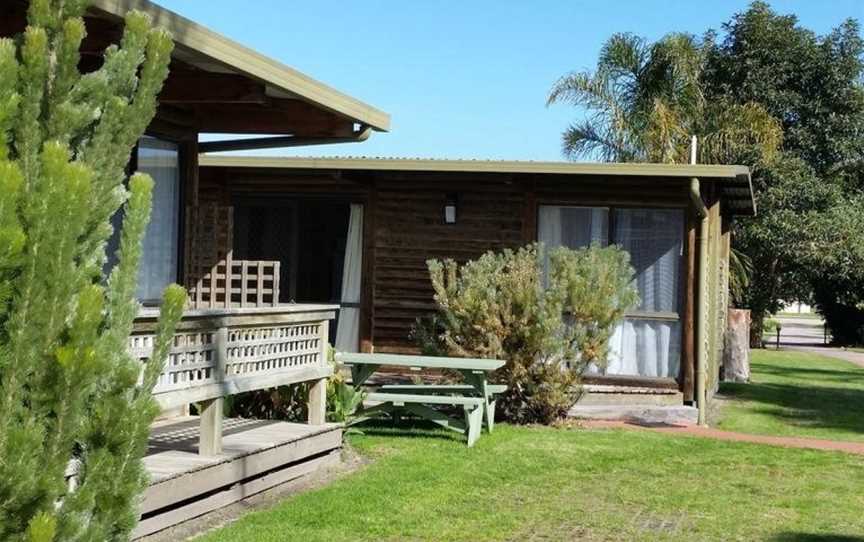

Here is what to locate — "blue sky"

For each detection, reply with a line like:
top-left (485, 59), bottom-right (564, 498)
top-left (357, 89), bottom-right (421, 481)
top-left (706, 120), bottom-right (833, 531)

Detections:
top-left (157, 1), bottom-right (863, 162)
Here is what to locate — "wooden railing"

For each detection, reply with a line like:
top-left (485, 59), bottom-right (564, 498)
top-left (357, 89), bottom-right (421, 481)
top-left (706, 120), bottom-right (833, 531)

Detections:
top-left (131, 304), bottom-right (336, 455)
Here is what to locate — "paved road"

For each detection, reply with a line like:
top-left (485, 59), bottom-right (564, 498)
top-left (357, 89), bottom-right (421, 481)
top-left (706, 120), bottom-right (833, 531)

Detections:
top-left (775, 316), bottom-right (828, 346)
top-left (773, 315), bottom-right (864, 367)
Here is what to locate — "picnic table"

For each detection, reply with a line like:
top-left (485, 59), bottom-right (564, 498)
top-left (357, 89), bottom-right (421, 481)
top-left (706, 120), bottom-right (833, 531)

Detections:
top-left (334, 352), bottom-right (505, 447)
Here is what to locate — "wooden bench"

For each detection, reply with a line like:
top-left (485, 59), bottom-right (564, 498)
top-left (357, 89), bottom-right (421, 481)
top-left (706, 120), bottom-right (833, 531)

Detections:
top-left (362, 392), bottom-right (486, 447)
top-left (378, 384), bottom-right (507, 432)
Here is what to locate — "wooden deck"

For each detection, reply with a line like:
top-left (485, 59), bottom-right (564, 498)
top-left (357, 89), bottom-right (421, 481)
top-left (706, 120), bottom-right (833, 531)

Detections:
top-left (135, 416), bottom-right (342, 539)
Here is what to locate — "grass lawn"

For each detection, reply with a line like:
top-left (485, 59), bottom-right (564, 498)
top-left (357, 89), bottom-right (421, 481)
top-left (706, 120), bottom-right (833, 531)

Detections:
top-left (200, 422), bottom-right (864, 541)
top-left (717, 349), bottom-right (864, 442)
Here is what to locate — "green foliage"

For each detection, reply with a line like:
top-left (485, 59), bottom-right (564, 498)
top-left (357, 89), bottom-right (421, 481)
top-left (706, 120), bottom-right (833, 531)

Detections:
top-left (327, 382), bottom-right (365, 424)
top-left (420, 244), bottom-right (637, 424)
top-left (325, 348), bottom-right (365, 424)
top-left (702, 2), bottom-right (864, 345)
top-left (0, 2), bottom-right (183, 540)
top-left (547, 31), bottom-right (782, 164)
top-left (225, 385), bottom-right (310, 423)
top-left (762, 318), bottom-right (780, 335)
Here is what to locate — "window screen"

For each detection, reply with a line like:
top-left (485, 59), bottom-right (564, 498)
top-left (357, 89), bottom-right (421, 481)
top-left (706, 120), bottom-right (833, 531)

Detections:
top-left (538, 206), bottom-right (609, 250)
top-left (613, 208), bottom-right (683, 314)
top-left (135, 136), bottom-right (180, 303)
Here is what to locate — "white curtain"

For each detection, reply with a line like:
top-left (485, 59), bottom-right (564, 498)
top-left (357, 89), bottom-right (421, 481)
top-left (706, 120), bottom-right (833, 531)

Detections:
top-left (538, 206), bottom-right (608, 281)
top-left (335, 204), bottom-right (364, 352)
top-left (606, 319), bottom-right (681, 377)
top-left (538, 206), bottom-right (608, 250)
top-left (135, 137), bottom-right (179, 303)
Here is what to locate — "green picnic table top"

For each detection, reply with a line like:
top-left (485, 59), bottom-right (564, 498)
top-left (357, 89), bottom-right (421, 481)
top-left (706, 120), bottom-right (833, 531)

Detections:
top-left (335, 352), bottom-right (504, 372)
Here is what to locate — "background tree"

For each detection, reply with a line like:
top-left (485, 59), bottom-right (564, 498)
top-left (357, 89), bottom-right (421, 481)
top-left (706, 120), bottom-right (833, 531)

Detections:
top-left (549, 2), bottom-right (864, 345)
top-left (0, 1), bottom-right (185, 540)
top-left (703, 2), bottom-right (864, 344)
top-left (547, 32), bottom-right (782, 165)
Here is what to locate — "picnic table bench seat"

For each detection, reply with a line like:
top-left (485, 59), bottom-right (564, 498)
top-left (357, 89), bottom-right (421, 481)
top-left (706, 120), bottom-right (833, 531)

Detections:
top-left (377, 384), bottom-right (508, 395)
top-left (362, 392), bottom-right (486, 447)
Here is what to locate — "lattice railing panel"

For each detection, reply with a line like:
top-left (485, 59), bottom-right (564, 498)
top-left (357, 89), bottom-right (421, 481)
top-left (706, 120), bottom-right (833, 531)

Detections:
top-left (225, 323), bottom-right (323, 377)
top-left (130, 307), bottom-right (333, 409)
top-left (129, 331), bottom-right (219, 393)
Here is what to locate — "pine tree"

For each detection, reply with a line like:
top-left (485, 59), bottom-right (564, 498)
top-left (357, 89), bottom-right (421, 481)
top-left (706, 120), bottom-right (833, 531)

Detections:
top-left (0, 1), bottom-right (185, 539)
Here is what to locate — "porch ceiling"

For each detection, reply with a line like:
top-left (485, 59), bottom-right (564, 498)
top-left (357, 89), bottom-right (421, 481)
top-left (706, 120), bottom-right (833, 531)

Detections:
top-left (91, 0), bottom-right (390, 134)
top-left (0, 0), bottom-right (390, 137)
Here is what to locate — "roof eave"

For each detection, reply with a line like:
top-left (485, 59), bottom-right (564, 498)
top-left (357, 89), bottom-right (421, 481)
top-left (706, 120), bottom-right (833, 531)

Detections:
top-left (90, 0), bottom-right (391, 132)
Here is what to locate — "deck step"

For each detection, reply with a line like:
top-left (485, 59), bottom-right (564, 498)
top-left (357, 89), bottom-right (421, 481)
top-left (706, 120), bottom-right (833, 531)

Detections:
top-left (576, 385), bottom-right (684, 407)
top-left (135, 417), bottom-right (342, 539)
top-left (568, 405), bottom-right (698, 425)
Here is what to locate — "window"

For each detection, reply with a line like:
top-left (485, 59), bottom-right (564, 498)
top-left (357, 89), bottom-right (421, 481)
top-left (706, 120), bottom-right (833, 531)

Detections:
top-left (538, 205), bottom-right (684, 378)
top-left (135, 136), bottom-right (180, 303)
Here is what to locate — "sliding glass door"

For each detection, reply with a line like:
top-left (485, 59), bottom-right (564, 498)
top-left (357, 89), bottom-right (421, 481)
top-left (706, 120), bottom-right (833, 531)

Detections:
top-left (538, 205), bottom-right (684, 378)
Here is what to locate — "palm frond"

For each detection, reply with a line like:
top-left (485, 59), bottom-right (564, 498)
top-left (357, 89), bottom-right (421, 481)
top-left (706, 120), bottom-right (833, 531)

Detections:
top-left (561, 121), bottom-right (635, 162)
top-left (699, 101), bottom-right (783, 164)
top-left (729, 246), bottom-right (754, 307)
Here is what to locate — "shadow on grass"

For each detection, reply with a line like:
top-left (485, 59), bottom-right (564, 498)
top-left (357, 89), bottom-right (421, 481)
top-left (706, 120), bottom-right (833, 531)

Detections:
top-left (750, 362), bottom-right (864, 384)
top-left (720, 378), bottom-right (864, 436)
top-left (351, 417), bottom-right (466, 444)
top-left (771, 534), bottom-right (864, 542)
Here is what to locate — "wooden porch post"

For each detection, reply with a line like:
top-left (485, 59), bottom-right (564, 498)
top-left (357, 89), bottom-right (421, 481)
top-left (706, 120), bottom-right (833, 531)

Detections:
top-left (198, 398), bottom-right (223, 456)
top-left (307, 379), bottom-right (327, 425)
top-left (199, 325), bottom-right (227, 456)
top-left (307, 321), bottom-right (329, 425)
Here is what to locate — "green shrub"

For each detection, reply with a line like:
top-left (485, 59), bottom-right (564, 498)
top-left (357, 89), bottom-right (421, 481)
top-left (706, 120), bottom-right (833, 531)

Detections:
top-left (762, 318), bottom-right (781, 335)
top-left (325, 346), bottom-right (365, 423)
top-left (224, 385), bottom-right (309, 422)
top-left (0, 3), bottom-right (181, 539)
top-left (421, 243), bottom-right (637, 424)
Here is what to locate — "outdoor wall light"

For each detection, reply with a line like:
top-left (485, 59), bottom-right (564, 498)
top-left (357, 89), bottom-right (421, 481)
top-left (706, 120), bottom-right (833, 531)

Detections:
top-left (444, 193), bottom-right (458, 224)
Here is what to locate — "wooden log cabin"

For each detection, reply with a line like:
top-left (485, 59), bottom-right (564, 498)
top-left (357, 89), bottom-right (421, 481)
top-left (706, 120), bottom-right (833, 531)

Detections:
top-left (3, 0), bottom-right (753, 532)
top-left (197, 156), bottom-right (754, 421)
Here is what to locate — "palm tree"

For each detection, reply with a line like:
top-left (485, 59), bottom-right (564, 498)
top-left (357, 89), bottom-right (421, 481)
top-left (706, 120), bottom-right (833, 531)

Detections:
top-left (547, 32), bottom-right (782, 165)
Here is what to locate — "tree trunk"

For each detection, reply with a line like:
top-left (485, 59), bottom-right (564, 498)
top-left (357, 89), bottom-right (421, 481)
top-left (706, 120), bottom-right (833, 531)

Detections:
top-left (749, 310), bottom-right (765, 348)
top-left (725, 309), bottom-right (751, 382)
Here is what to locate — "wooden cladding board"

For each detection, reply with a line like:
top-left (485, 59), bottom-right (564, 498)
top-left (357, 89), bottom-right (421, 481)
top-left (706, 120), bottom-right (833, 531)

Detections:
top-left (199, 166), bottom-right (692, 353)
top-left (373, 178), bottom-right (524, 349)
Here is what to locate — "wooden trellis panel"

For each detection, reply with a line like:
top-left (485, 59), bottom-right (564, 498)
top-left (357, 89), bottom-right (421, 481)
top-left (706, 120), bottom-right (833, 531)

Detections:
top-left (185, 204), bottom-right (281, 308)
top-left (191, 258), bottom-right (281, 309)
top-left (185, 204), bottom-right (233, 308)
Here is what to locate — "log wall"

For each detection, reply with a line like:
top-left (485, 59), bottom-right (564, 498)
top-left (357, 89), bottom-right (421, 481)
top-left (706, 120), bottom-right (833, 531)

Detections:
top-left (199, 167), bottom-right (698, 385)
